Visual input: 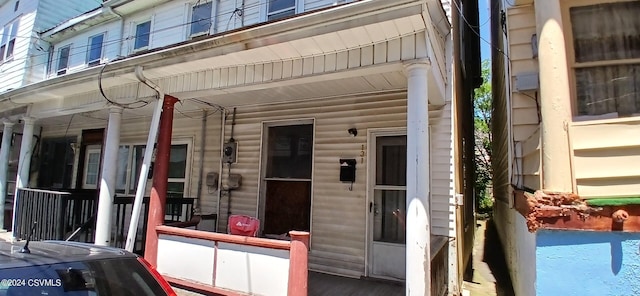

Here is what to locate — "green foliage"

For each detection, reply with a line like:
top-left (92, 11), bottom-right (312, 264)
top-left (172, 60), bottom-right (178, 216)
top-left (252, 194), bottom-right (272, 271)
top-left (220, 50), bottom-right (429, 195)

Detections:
top-left (475, 60), bottom-right (493, 214)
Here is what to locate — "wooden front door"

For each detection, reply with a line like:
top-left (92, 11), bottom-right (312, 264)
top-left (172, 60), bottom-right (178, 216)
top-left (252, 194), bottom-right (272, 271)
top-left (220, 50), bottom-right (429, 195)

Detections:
top-left (260, 122), bottom-right (313, 237)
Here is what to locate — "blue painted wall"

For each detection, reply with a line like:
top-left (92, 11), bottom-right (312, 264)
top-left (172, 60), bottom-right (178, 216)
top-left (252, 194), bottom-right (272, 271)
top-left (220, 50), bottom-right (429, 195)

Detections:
top-left (537, 230), bottom-right (640, 296)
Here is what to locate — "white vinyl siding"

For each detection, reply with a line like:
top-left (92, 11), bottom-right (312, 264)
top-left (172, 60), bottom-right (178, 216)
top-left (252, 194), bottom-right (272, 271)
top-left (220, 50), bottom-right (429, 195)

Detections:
top-left (507, 5), bottom-right (541, 190)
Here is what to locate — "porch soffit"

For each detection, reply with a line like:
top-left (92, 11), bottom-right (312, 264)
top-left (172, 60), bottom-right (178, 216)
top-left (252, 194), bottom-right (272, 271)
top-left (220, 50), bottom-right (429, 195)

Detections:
top-left (4, 0), bottom-right (431, 102)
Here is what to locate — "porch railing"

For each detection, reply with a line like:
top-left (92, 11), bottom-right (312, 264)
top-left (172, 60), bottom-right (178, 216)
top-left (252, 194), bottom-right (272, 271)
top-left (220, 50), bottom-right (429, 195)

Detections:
top-left (430, 236), bottom-right (449, 296)
top-left (13, 188), bottom-right (195, 254)
top-left (156, 226), bottom-right (310, 296)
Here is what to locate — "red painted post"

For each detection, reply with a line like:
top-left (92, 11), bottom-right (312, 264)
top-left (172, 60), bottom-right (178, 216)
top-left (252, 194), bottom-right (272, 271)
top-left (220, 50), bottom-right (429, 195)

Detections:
top-left (144, 95), bottom-right (179, 267)
top-left (288, 231), bottom-right (310, 296)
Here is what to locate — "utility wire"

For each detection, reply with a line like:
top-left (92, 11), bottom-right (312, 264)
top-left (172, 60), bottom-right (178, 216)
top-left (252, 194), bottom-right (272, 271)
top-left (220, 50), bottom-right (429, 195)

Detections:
top-left (0, 0), bottom-right (270, 78)
top-left (452, 0), bottom-right (510, 62)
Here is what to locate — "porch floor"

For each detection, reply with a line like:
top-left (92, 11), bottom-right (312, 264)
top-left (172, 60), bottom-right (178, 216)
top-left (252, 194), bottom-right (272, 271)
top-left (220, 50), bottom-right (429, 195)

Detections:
top-left (309, 272), bottom-right (403, 296)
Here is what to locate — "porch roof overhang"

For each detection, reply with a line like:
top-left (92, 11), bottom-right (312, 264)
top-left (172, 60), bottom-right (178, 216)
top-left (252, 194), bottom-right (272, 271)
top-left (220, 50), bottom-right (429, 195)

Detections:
top-left (0, 0), bottom-right (449, 120)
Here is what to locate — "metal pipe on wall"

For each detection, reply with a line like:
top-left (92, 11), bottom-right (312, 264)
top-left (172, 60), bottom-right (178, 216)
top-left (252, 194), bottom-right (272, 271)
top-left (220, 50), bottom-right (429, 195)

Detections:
top-left (195, 109), bottom-right (208, 214)
top-left (215, 110), bottom-right (226, 232)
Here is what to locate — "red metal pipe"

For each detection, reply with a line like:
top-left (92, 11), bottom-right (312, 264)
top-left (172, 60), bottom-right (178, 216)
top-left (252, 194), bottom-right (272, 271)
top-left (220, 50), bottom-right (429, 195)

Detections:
top-left (144, 95), bottom-right (178, 267)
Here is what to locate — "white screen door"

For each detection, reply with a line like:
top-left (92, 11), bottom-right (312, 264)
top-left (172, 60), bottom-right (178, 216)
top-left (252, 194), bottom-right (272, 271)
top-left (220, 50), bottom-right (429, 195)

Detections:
top-left (369, 134), bottom-right (406, 280)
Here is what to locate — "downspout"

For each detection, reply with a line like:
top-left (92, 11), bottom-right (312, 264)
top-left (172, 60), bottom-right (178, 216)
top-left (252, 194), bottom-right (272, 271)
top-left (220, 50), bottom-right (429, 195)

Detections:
top-left (125, 66), bottom-right (165, 252)
top-left (216, 110), bottom-right (226, 231)
top-left (195, 109), bottom-right (208, 214)
top-left (213, 0), bottom-right (220, 34)
top-left (105, 6), bottom-right (124, 57)
top-left (241, 1), bottom-right (245, 27)
top-left (45, 43), bottom-right (53, 78)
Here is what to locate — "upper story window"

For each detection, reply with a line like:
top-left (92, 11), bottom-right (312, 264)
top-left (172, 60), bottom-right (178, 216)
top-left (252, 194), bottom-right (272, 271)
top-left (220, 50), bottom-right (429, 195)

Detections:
top-left (190, 2), bottom-right (212, 37)
top-left (134, 20), bottom-right (151, 51)
top-left (567, 1), bottom-right (640, 117)
top-left (0, 19), bottom-right (19, 63)
top-left (87, 33), bottom-right (105, 66)
top-left (268, 0), bottom-right (296, 21)
top-left (56, 45), bottom-right (71, 75)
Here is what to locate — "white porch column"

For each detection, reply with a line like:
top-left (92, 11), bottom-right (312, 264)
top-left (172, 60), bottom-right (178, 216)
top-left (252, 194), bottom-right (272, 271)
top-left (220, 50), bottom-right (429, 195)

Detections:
top-left (95, 107), bottom-right (123, 246)
top-left (0, 121), bottom-right (15, 231)
top-left (535, 0), bottom-right (573, 192)
top-left (12, 117), bottom-right (36, 234)
top-left (14, 117), bottom-right (35, 191)
top-left (404, 61), bottom-right (431, 295)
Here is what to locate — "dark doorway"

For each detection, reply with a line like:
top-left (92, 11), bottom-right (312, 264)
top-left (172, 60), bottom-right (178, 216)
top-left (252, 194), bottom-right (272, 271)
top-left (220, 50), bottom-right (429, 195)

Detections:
top-left (261, 123), bottom-right (313, 236)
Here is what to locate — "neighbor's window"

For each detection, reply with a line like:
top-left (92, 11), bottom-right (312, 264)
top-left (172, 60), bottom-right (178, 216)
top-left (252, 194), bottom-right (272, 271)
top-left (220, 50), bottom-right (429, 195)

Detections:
top-left (83, 146), bottom-right (101, 189)
top-left (87, 33), bottom-right (105, 66)
top-left (115, 143), bottom-right (188, 198)
top-left (190, 2), bottom-right (212, 37)
top-left (569, 1), bottom-right (640, 117)
top-left (134, 20), bottom-right (151, 50)
top-left (268, 0), bottom-right (296, 21)
top-left (56, 45), bottom-right (71, 75)
top-left (0, 19), bottom-right (19, 63)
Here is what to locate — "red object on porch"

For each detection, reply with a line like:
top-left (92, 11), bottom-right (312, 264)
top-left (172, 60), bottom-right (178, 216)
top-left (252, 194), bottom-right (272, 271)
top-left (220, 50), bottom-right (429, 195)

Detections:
top-left (228, 215), bottom-right (260, 237)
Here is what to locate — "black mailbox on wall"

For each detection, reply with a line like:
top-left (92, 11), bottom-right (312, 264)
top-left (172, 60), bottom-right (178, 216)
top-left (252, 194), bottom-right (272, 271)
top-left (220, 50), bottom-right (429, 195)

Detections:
top-left (339, 159), bottom-right (357, 182)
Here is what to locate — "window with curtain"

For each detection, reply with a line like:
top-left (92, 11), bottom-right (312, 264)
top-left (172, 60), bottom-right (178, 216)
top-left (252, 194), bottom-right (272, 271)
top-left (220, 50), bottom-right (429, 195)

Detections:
top-left (570, 1), bottom-right (640, 117)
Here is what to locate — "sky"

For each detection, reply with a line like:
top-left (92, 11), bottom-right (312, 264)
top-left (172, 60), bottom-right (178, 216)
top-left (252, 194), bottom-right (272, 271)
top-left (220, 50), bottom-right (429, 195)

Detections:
top-left (478, 0), bottom-right (491, 62)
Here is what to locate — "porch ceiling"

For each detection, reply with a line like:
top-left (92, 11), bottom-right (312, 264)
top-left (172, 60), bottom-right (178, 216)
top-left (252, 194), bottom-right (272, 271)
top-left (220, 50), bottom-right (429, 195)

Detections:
top-left (36, 70), bottom-right (409, 126)
top-left (22, 14), bottom-right (426, 102)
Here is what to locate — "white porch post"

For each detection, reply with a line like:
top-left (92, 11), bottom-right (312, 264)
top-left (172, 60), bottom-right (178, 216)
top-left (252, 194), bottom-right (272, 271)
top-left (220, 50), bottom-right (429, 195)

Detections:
top-left (12, 117), bottom-right (36, 234)
top-left (0, 121), bottom-right (15, 231)
top-left (95, 107), bottom-right (123, 246)
top-left (534, 0), bottom-right (573, 192)
top-left (405, 61), bottom-right (431, 295)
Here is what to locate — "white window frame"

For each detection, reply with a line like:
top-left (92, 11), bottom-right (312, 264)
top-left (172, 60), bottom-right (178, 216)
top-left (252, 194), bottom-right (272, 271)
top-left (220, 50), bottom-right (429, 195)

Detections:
top-left (115, 140), bottom-right (191, 198)
top-left (189, 1), bottom-right (213, 38)
top-left (132, 19), bottom-right (152, 52)
top-left (56, 44), bottom-right (72, 75)
top-left (86, 32), bottom-right (106, 66)
top-left (261, 0), bottom-right (303, 22)
top-left (0, 19), bottom-right (19, 63)
top-left (562, 0), bottom-right (640, 119)
top-left (83, 145), bottom-right (102, 189)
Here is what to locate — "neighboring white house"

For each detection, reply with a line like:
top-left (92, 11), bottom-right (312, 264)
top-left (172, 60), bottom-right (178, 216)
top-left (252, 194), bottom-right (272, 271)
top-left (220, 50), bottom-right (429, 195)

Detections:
top-left (0, 0), bottom-right (99, 231)
top-left (0, 0), bottom-right (483, 295)
top-left (0, 0), bottom-right (99, 91)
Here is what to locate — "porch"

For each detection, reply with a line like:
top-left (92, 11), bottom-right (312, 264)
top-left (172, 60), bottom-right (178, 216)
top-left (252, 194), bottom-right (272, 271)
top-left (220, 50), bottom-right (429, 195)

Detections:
top-left (155, 225), bottom-right (449, 296)
top-left (11, 187), bottom-right (197, 253)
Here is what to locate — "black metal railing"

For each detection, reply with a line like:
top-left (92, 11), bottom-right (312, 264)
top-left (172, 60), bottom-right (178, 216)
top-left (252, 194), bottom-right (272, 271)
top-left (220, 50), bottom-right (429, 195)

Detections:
top-left (13, 188), bottom-right (70, 241)
top-left (14, 188), bottom-right (195, 254)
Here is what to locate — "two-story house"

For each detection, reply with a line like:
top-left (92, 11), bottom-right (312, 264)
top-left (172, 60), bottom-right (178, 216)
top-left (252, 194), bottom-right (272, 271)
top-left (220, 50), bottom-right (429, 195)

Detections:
top-left (0, 0), bottom-right (99, 230)
top-left (491, 0), bottom-right (640, 295)
top-left (0, 0), bottom-right (482, 294)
